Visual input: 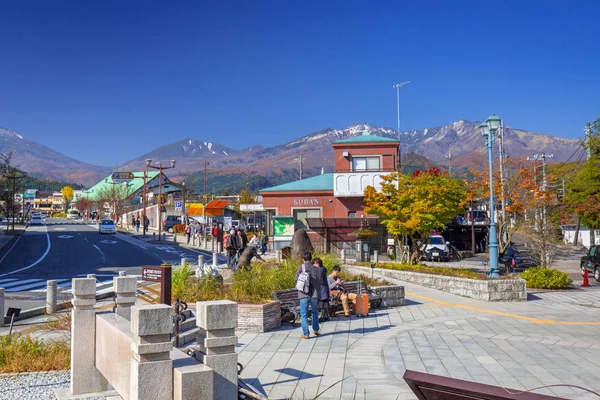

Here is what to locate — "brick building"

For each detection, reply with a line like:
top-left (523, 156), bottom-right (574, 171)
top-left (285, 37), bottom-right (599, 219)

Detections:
top-left (260, 134), bottom-right (399, 256)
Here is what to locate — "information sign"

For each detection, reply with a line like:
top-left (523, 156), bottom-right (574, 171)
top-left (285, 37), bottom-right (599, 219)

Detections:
top-left (142, 266), bottom-right (162, 282)
top-left (112, 172), bottom-right (135, 183)
top-left (175, 201), bottom-right (183, 211)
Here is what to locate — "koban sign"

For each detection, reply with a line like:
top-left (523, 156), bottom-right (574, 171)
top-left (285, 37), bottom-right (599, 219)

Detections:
top-left (292, 198), bottom-right (320, 206)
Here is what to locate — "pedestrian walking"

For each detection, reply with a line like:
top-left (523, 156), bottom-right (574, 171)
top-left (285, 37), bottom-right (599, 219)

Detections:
top-left (294, 252), bottom-right (321, 339)
top-left (226, 229), bottom-right (241, 268)
top-left (144, 216), bottom-right (149, 233)
top-left (185, 223), bottom-right (191, 244)
top-left (135, 217), bottom-right (140, 233)
top-left (131, 215), bottom-right (135, 231)
top-left (259, 230), bottom-right (269, 255)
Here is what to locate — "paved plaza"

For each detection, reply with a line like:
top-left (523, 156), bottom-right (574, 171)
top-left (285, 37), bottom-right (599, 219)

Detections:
top-left (237, 272), bottom-right (600, 400)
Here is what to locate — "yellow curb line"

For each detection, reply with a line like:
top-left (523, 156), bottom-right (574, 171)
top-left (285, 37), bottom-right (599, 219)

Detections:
top-left (406, 291), bottom-right (600, 325)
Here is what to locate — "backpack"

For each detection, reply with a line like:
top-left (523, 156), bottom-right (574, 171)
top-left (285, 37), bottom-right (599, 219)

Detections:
top-left (295, 264), bottom-right (311, 295)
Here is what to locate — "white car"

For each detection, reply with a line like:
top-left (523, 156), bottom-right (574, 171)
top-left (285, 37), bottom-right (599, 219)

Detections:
top-left (30, 216), bottom-right (43, 226)
top-left (421, 234), bottom-right (451, 262)
top-left (99, 219), bottom-right (116, 234)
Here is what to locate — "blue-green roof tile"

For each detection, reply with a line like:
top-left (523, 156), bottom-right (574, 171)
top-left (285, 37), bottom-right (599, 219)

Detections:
top-left (260, 173), bottom-right (333, 193)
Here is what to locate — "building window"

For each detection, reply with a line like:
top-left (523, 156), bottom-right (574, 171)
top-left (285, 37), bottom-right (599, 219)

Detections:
top-left (294, 209), bottom-right (320, 231)
top-left (352, 156), bottom-right (380, 171)
top-left (348, 212), bottom-right (356, 218)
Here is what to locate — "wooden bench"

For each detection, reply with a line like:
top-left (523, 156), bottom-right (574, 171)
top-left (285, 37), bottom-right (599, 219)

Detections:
top-left (272, 288), bottom-right (300, 327)
top-left (273, 281), bottom-right (383, 325)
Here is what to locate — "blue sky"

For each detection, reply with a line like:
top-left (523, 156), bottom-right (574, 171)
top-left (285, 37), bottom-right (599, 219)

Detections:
top-left (1, 1), bottom-right (598, 166)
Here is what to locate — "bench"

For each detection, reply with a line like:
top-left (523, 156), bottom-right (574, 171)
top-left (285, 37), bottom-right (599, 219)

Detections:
top-left (272, 281), bottom-right (383, 325)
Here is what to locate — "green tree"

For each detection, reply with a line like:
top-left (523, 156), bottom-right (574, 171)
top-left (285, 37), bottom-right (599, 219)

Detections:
top-left (364, 169), bottom-right (467, 263)
top-left (564, 155), bottom-right (600, 244)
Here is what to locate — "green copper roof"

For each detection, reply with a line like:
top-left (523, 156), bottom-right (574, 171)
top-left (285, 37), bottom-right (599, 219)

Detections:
top-left (260, 173), bottom-right (333, 193)
top-left (332, 135), bottom-right (399, 144)
top-left (83, 171), bottom-right (161, 201)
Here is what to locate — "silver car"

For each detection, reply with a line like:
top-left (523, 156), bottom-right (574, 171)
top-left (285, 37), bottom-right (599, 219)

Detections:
top-left (99, 219), bottom-right (116, 234)
top-left (30, 216), bottom-right (43, 225)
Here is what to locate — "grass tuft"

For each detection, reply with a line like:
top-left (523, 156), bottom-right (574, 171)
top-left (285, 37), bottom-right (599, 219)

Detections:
top-left (0, 334), bottom-right (70, 373)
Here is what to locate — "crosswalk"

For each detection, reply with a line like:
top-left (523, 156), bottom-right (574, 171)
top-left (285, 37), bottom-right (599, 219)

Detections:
top-left (0, 274), bottom-right (121, 293)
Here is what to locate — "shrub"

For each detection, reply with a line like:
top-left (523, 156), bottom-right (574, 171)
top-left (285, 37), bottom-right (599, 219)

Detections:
top-left (520, 267), bottom-right (572, 290)
top-left (52, 213), bottom-right (67, 218)
top-left (0, 334), bottom-right (70, 373)
top-left (172, 263), bottom-right (193, 299)
top-left (173, 224), bottom-right (184, 233)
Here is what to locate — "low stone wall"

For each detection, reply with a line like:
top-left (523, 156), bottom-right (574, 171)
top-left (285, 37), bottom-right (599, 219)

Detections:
top-left (238, 301), bottom-right (281, 333)
top-left (371, 285), bottom-right (405, 307)
top-left (344, 265), bottom-right (527, 302)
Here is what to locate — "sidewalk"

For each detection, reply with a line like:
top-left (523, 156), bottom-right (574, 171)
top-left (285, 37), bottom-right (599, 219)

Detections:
top-left (236, 270), bottom-right (600, 399)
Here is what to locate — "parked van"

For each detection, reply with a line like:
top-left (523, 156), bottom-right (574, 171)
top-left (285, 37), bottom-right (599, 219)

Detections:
top-left (463, 210), bottom-right (489, 225)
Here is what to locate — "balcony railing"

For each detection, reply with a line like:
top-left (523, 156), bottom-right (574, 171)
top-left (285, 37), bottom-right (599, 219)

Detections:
top-left (334, 171), bottom-right (389, 197)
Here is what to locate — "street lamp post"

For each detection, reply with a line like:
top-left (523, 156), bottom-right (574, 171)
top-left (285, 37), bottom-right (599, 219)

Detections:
top-left (146, 159), bottom-right (176, 241)
top-left (480, 114), bottom-right (502, 278)
top-left (142, 166), bottom-right (148, 236)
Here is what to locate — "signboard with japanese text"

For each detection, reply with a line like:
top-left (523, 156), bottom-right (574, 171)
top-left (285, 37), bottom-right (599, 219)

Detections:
top-left (112, 172), bottom-right (135, 183)
top-left (142, 266), bottom-right (162, 282)
top-left (274, 217), bottom-right (294, 236)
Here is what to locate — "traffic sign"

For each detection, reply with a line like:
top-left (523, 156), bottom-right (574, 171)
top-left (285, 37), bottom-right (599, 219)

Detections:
top-left (175, 201), bottom-right (183, 211)
top-left (111, 172), bottom-right (135, 183)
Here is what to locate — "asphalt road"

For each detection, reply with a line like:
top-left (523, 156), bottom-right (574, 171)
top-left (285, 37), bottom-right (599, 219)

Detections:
top-left (0, 218), bottom-right (223, 295)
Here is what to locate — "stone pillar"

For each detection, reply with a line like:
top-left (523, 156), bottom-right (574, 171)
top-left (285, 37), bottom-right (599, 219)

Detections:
top-left (196, 300), bottom-right (238, 400)
top-left (46, 280), bottom-right (57, 314)
top-left (87, 274), bottom-right (96, 279)
top-left (70, 278), bottom-right (109, 395)
top-left (173, 363), bottom-right (213, 400)
top-left (340, 249), bottom-right (346, 263)
top-left (0, 288), bottom-right (4, 327)
top-left (114, 276), bottom-right (137, 321)
top-left (119, 271), bottom-right (127, 276)
top-left (130, 305), bottom-right (173, 400)
top-left (212, 253), bottom-right (218, 268)
top-left (373, 250), bottom-right (379, 264)
top-left (181, 258), bottom-right (187, 268)
top-left (276, 250), bottom-right (282, 263)
top-left (198, 255), bottom-right (204, 268)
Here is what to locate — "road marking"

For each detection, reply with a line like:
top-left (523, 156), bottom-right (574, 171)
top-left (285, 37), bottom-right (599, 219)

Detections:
top-left (0, 226), bottom-right (51, 277)
top-left (57, 235), bottom-right (73, 239)
top-left (93, 244), bottom-right (106, 265)
top-left (54, 228), bottom-right (66, 231)
top-left (100, 240), bottom-right (118, 245)
top-left (407, 291), bottom-right (600, 326)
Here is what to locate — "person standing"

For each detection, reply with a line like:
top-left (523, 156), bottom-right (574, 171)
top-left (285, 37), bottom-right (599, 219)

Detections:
top-left (135, 217), bottom-right (140, 233)
top-left (144, 216), bottom-right (150, 234)
top-left (259, 230), bottom-right (269, 255)
top-left (226, 229), bottom-right (241, 268)
top-left (295, 252), bottom-right (321, 339)
top-left (313, 258), bottom-right (330, 322)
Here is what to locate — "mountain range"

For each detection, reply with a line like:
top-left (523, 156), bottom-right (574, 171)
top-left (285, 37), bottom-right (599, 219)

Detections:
top-left (0, 121), bottom-right (584, 189)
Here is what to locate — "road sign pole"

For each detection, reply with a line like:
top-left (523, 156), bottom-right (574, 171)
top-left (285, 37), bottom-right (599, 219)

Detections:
top-left (160, 264), bottom-right (172, 306)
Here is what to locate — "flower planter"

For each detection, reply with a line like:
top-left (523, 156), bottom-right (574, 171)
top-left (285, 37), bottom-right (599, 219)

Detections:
top-left (344, 265), bottom-right (526, 302)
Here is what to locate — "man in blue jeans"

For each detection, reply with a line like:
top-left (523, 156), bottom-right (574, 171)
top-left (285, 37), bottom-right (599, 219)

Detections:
top-left (294, 251), bottom-right (322, 339)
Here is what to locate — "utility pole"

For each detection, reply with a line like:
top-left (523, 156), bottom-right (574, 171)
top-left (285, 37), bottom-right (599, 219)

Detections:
top-left (393, 81), bottom-right (410, 171)
top-left (532, 153), bottom-right (553, 191)
top-left (445, 149), bottom-right (453, 176)
top-left (586, 122), bottom-right (592, 159)
top-left (299, 155), bottom-right (303, 180)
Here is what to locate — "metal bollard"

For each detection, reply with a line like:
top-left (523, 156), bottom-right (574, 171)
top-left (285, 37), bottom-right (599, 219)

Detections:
top-left (212, 252), bottom-right (218, 268)
top-left (174, 234), bottom-right (177, 242)
top-left (198, 255), bottom-right (204, 268)
top-left (87, 274), bottom-right (96, 279)
top-left (192, 235), bottom-right (196, 246)
top-left (217, 242), bottom-right (223, 253)
top-left (46, 280), bottom-right (58, 314)
top-left (373, 250), bottom-right (379, 264)
top-left (153, 232), bottom-right (156, 241)
top-left (118, 271), bottom-right (127, 276)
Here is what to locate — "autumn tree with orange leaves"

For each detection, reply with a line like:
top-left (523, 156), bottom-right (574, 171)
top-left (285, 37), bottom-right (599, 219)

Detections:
top-left (364, 168), bottom-right (467, 263)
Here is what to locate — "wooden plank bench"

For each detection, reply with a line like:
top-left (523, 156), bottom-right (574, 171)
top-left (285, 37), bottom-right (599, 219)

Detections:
top-left (273, 281), bottom-right (383, 325)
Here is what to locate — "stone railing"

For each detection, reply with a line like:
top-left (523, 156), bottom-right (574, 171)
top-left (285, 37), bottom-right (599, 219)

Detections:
top-left (344, 265), bottom-right (527, 302)
top-left (60, 276), bottom-right (238, 400)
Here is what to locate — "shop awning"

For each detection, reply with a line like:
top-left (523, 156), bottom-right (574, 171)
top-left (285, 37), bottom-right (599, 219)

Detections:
top-left (186, 203), bottom-right (204, 216)
top-left (204, 200), bottom-right (230, 217)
